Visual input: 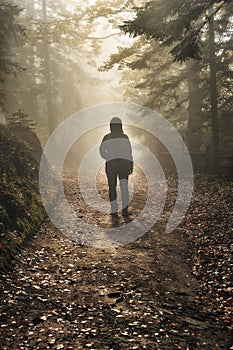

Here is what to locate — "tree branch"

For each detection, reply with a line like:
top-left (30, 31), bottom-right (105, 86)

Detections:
top-left (88, 32), bottom-right (121, 40)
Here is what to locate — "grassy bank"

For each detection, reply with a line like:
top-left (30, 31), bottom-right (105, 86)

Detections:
top-left (0, 124), bottom-right (45, 268)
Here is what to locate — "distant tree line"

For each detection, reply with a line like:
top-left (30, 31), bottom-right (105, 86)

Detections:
top-left (0, 0), bottom-right (104, 142)
top-left (0, 0), bottom-right (232, 164)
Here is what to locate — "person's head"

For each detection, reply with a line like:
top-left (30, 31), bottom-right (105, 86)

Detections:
top-left (110, 117), bottom-right (123, 134)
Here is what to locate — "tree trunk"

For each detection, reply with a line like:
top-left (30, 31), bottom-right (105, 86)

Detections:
top-left (42, 0), bottom-right (54, 135)
top-left (208, 14), bottom-right (220, 171)
top-left (185, 59), bottom-right (203, 152)
top-left (24, 1), bottom-right (39, 124)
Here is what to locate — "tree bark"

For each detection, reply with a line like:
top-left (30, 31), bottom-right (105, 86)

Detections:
top-left (42, 0), bottom-right (54, 135)
top-left (185, 59), bottom-right (203, 152)
top-left (208, 14), bottom-right (220, 171)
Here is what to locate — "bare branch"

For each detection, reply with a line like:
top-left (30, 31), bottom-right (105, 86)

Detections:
top-left (88, 32), bottom-right (121, 40)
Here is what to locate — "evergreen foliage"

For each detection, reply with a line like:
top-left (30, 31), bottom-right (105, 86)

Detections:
top-left (0, 1), bottom-right (24, 110)
top-left (0, 124), bottom-right (44, 268)
top-left (120, 0), bottom-right (231, 62)
top-left (101, 0), bottom-right (232, 152)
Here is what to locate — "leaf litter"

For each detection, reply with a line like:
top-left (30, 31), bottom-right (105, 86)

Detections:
top-left (0, 172), bottom-right (232, 349)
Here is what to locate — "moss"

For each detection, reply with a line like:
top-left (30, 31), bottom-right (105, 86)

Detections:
top-left (0, 124), bottom-right (45, 269)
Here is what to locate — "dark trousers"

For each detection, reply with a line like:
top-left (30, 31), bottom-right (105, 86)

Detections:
top-left (106, 160), bottom-right (129, 214)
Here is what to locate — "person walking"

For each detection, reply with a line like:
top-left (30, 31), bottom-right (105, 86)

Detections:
top-left (99, 117), bottom-right (133, 218)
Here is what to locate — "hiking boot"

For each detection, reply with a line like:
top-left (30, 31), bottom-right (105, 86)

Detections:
top-left (122, 209), bottom-right (129, 217)
top-left (111, 212), bottom-right (119, 219)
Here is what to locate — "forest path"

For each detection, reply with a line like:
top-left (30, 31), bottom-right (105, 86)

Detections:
top-left (0, 174), bottom-right (232, 350)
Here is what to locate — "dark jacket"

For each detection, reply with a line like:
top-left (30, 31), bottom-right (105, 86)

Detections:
top-left (99, 127), bottom-right (133, 175)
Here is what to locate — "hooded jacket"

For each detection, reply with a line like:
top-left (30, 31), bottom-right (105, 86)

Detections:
top-left (99, 117), bottom-right (133, 173)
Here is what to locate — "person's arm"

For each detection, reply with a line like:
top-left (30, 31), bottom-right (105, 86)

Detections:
top-left (129, 160), bottom-right (133, 174)
top-left (99, 135), bottom-right (108, 160)
top-left (125, 135), bottom-right (133, 174)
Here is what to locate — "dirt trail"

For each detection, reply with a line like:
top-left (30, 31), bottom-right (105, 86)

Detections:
top-left (0, 175), bottom-right (232, 350)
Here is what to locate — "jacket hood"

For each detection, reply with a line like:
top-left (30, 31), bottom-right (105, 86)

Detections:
top-left (110, 117), bottom-right (123, 133)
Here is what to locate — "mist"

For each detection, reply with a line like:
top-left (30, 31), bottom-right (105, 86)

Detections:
top-left (0, 0), bottom-right (232, 176)
top-left (0, 1), bottom-right (232, 348)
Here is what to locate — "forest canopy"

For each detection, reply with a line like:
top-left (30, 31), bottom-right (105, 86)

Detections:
top-left (0, 0), bottom-right (232, 158)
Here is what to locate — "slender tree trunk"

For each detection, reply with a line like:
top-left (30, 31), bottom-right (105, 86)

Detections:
top-left (185, 60), bottom-right (203, 152)
top-left (42, 0), bottom-right (54, 135)
top-left (28, 46), bottom-right (39, 121)
top-left (26, 1), bottom-right (39, 123)
top-left (208, 14), bottom-right (220, 171)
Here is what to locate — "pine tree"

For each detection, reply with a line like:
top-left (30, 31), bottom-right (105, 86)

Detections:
top-left (0, 1), bottom-right (24, 111)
